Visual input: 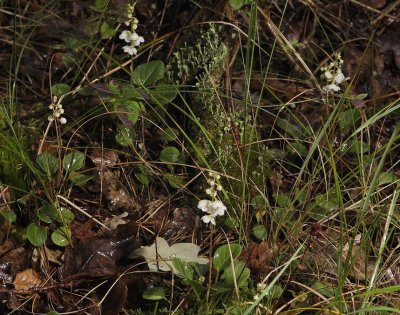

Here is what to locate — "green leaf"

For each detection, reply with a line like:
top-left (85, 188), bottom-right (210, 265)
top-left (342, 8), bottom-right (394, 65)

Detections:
top-left (338, 108), bottom-right (361, 133)
top-left (250, 195), bottom-right (266, 209)
top-left (133, 60), bottom-right (165, 86)
top-left (229, 0), bottom-right (251, 10)
top-left (115, 124), bottom-right (136, 146)
top-left (164, 173), bottom-right (183, 188)
top-left (63, 151), bottom-right (85, 173)
top-left (38, 204), bottom-right (58, 223)
top-left (119, 100), bottom-right (142, 125)
top-left (288, 142), bottom-right (308, 157)
top-left (172, 257), bottom-right (194, 280)
top-left (51, 226), bottom-right (71, 247)
top-left (159, 146), bottom-right (180, 163)
top-left (100, 21), bottom-right (115, 39)
top-left (69, 171), bottom-right (92, 186)
top-left (161, 127), bottom-right (179, 141)
top-left (51, 83), bottom-right (71, 97)
top-left (252, 224), bottom-right (267, 240)
top-left (221, 261), bottom-right (250, 287)
top-left (213, 243), bottom-right (242, 272)
top-left (1, 211), bottom-right (16, 224)
top-left (95, 0), bottom-right (108, 10)
top-left (378, 172), bottom-right (398, 186)
top-left (121, 86), bottom-right (144, 100)
top-left (134, 165), bottom-right (152, 186)
top-left (149, 84), bottom-right (178, 105)
top-left (56, 207), bottom-right (75, 224)
top-left (36, 152), bottom-right (58, 177)
top-left (142, 287), bottom-right (165, 301)
top-left (47, 311), bottom-right (60, 315)
top-left (26, 223), bottom-right (47, 246)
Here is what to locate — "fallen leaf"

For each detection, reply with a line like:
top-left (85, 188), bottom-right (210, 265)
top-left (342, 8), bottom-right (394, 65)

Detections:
top-left (61, 222), bottom-right (141, 280)
top-left (13, 269), bottom-right (42, 290)
top-left (102, 211), bottom-right (129, 230)
top-left (130, 236), bottom-right (208, 273)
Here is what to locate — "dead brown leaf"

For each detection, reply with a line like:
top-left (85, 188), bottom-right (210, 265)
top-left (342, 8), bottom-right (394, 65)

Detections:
top-left (61, 222), bottom-right (141, 280)
top-left (13, 269), bottom-right (42, 291)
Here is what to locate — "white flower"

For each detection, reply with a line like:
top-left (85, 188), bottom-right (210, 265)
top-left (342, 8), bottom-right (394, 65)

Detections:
top-left (119, 30), bottom-right (133, 43)
top-left (48, 115), bottom-right (55, 122)
top-left (122, 45), bottom-right (137, 56)
top-left (133, 36), bottom-right (144, 46)
top-left (201, 215), bottom-right (216, 225)
top-left (210, 200), bottom-right (226, 216)
top-left (59, 117), bottom-right (67, 124)
top-left (197, 199), bottom-right (226, 225)
top-left (324, 71), bottom-right (333, 79)
top-left (323, 83), bottom-right (340, 92)
top-left (334, 71), bottom-right (345, 84)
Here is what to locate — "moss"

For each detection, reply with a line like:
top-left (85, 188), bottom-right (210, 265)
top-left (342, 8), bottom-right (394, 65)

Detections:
top-left (167, 24), bottom-right (270, 194)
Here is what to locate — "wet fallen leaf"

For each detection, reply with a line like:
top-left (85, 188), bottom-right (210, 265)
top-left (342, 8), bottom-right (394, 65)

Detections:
top-left (130, 236), bottom-right (208, 273)
top-left (102, 211), bottom-right (129, 230)
top-left (13, 269), bottom-right (42, 290)
top-left (61, 222), bottom-right (140, 280)
top-left (160, 207), bottom-right (200, 242)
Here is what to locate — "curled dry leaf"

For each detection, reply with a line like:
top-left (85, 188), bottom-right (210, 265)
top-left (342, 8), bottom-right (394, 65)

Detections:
top-left (130, 236), bottom-right (208, 273)
top-left (160, 207), bottom-right (200, 242)
top-left (13, 269), bottom-right (42, 291)
top-left (102, 211), bottom-right (129, 231)
top-left (61, 222), bottom-right (141, 280)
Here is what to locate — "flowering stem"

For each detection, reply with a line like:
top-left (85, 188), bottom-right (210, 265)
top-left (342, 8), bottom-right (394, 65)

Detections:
top-left (206, 224), bottom-right (214, 310)
top-left (37, 120), bottom-right (53, 155)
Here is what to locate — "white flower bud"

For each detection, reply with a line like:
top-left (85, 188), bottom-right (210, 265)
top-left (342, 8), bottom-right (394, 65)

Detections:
top-left (59, 117), bottom-right (67, 124)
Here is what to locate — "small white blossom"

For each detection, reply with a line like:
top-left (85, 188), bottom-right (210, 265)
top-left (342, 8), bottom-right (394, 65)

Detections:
top-left (323, 83), bottom-right (340, 92)
top-left (198, 199), bottom-right (227, 225)
top-left (122, 45), bottom-right (137, 56)
top-left (59, 117), bottom-right (67, 124)
top-left (119, 30), bottom-right (134, 43)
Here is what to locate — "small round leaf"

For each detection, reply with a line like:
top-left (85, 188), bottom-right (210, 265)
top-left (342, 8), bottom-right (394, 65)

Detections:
top-left (26, 223), bottom-right (47, 246)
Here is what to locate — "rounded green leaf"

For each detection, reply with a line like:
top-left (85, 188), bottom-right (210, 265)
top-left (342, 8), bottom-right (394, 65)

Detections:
top-left (229, 0), bottom-right (250, 10)
top-left (47, 311), bottom-right (60, 315)
top-left (164, 173), bottom-right (183, 188)
top-left (1, 211), bottom-right (16, 224)
top-left (26, 223), bottom-right (47, 246)
top-left (56, 207), bottom-right (75, 224)
top-left (213, 243), bottom-right (242, 272)
top-left (142, 287), bottom-right (165, 301)
top-left (51, 83), bottom-right (70, 97)
top-left (133, 60), bottom-right (165, 86)
top-left (161, 128), bottom-right (179, 141)
top-left (36, 152), bottom-right (58, 177)
top-left (159, 146), bottom-right (180, 163)
top-left (149, 84), bottom-right (178, 105)
top-left (63, 151), bottom-right (85, 173)
top-left (252, 224), bottom-right (267, 240)
top-left (100, 21), bottom-right (116, 39)
top-left (134, 165), bottom-right (152, 186)
top-left (38, 204), bottom-right (58, 223)
top-left (51, 227), bottom-right (71, 247)
top-left (115, 124), bottom-right (136, 146)
top-left (221, 261), bottom-right (250, 287)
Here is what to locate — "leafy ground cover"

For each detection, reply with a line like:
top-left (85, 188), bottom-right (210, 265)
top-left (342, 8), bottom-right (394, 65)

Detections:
top-left (1, 0), bottom-right (400, 314)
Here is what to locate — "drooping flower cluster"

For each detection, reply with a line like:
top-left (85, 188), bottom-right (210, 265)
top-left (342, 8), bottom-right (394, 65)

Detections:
top-left (119, 3), bottom-right (144, 56)
top-left (205, 171), bottom-right (222, 198)
top-left (321, 52), bottom-right (347, 93)
top-left (198, 199), bottom-right (226, 225)
top-left (197, 171), bottom-right (226, 225)
top-left (48, 96), bottom-right (66, 124)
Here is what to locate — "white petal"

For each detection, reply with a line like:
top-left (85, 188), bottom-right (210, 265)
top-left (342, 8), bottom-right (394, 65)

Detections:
top-left (122, 45), bottom-right (137, 55)
top-left (59, 117), bottom-right (67, 124)
top-left (334, 71), bottom-right (345, 84)
top-left (198, 199), bottom-right (211, 212)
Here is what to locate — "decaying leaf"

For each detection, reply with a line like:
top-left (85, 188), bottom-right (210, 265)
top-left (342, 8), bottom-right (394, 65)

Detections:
top-left (130, 236), bottom-right (208, 273)
top-left (13, 269), bottom-right (42, 290)
top-left (239, 241), bottom-right (274, 274)
top-left (102, 211), bottom-right (129, 230)
top-left (160, 207), bottom-right (200, 242)
top-left (61, 222), bottom-right (141, 280)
